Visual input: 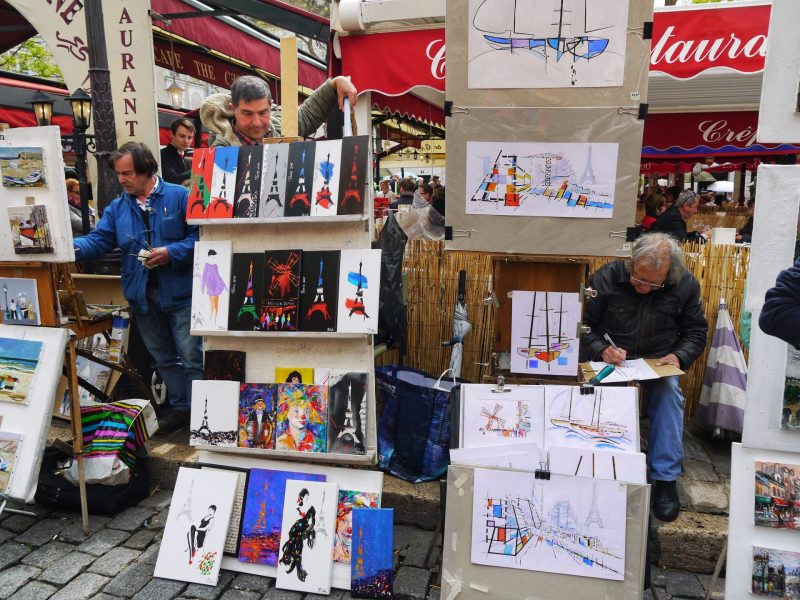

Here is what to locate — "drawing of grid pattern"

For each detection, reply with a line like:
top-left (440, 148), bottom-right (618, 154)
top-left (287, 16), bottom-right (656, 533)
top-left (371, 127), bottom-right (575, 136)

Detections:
top-left (484, 498), bottom-right (533, 556)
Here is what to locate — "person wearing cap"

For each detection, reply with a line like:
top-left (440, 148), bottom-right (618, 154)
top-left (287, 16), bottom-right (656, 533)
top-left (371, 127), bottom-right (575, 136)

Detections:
top-left (651, 189), bottom-right (709, 242)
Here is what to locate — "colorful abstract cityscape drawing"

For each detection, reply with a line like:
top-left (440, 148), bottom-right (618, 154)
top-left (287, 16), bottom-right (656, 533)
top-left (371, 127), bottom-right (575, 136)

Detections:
top-left (465, 141), bottom-right (618, 218)
top-left (238, 383), bottom-right (278, 449)
top-left (0, 277), bottom-right (40, 326)
top-left (0, 146), bottom-right (46, 188)
top-left (0, 431), bottom-right (22, 493)
top-left (276, 384), bottom-right (328, 453)
top-left (238, 468), bottom-right (326, 566)
top-left (351, 508), bottom-right (394, 598)
top-left (752, 545), bottom-right (800, 598)
top-left (471, 468), bottom-right (627, 580)
top-left (510, 291), bottom-right (580, 375)
top-left (189, 380), bottom-right (239, 447)
top-left (334, 490), bottom-right (379, 564)
top-left (208, 146), bottom-right (238, 218)
top-left (276, 480), bottom-right (339, 594)
top-left (754, 461), bottom-right (800, 533)
top-left (310, 140), bottom-right (342, 217)
top-left (461, 386), bottom-right (546, 449)
top-left (8, 205), bottom-right (54, 254)
top-left (0, 336), bottom-right (43, 404)
top-left (260, 143), bottom-right (289, 218)
top-left (154, 466), bottom-right (239, 586)
top-left (544, 385), bottom-right (637, 452)
top-left (337, 249), bottom-right (380, 334)
top-left (187, 148), bottom-right (216, 219)
top-left (467, 0), bottom-right (630, 89)
top-left (191, 240), bottom-right (232, 332)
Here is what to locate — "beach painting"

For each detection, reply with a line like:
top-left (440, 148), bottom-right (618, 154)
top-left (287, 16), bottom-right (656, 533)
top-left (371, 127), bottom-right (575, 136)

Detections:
top-left (0, 336), bottom-right (43, 404)
top-left (0, 147), bottom-right (47, 188)
top-left (0, 431), bottom-right (22, 493)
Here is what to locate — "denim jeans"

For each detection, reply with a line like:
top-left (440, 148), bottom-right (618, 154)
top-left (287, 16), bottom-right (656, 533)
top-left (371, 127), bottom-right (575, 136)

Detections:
top-left (640, 375), bottom-right (685, 481)
top-left (133, 285), bottom-right (203, 413)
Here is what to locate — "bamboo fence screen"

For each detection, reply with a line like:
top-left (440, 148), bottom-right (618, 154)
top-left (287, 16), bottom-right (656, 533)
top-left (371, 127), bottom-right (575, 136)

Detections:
top-left (379, 240), bottom-right (751, 422)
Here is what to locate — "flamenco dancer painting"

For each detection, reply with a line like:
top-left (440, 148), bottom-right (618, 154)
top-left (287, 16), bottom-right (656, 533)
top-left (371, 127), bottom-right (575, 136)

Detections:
top-left (187, 505), bottom-right (216, 565)
top-left (279, 488), bottom-right (316, 582)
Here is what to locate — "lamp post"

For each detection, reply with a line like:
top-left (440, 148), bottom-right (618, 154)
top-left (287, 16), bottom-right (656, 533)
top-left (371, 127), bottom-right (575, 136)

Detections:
top-left (67, 89), bottom-right (94, 236)
top-left (29, 92), bottom-right (54, 127)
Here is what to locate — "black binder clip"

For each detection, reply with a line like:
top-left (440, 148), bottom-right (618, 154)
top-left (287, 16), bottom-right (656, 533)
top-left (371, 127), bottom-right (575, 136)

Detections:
top-left (579, 367), bottom-right (594, 395)
top-left (535, 460), bottom-right (551, 480)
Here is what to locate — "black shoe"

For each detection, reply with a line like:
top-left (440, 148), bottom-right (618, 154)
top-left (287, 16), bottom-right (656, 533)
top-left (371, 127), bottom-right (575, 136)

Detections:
top-left (652, 480), bottom-right (680, 522)
top-left (157, 410), bottom-right (190, 434)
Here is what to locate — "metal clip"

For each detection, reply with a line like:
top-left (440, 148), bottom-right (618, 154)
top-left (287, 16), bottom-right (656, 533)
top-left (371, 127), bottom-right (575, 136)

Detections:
top-left (491, 375), bottom-right (511, 393)
top-left (535, 459), bottom-right (551, 480)
top-left (579, 324), bottom-right (591, 335)
top-left (482, 290), bottom-right (499, 308)
top-left (608, 230), bottom-right (628, 239)
top-left (617, 106), bottom-right (639, 117)
top-left (451, 228), bottom-right (476, 238)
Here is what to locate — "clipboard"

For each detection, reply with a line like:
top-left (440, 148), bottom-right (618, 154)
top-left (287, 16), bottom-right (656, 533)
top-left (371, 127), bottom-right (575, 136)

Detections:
top-left (579, 359), bottom-right (684, 383)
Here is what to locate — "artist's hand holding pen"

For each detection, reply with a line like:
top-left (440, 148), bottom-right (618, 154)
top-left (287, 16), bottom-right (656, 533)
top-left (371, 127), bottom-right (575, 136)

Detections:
top-left (601, 333), bottom-right (627, 366)
top-left (143, 247), bottom-right (170, 268)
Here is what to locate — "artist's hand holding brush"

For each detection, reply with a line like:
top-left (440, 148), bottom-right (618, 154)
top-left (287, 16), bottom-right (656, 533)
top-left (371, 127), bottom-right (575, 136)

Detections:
top-left (143, 246), bottom-right (170, 268)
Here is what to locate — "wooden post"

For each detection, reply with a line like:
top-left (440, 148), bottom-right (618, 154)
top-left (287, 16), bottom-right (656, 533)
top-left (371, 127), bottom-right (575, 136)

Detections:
top-left (66, 336), bottom-right (90, 533)
top-left (280, 36), bottom-right (299, 138)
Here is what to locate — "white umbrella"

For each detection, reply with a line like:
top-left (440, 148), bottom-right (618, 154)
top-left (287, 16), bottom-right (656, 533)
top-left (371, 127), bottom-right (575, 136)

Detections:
top-left (443, 271), bottom-right (472, 378)
top-left (708, 181), bottom-right (734, 193)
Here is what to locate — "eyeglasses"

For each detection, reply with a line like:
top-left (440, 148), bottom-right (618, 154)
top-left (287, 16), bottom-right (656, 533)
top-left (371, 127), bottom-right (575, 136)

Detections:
top-left (630, 276), bottom-right (665, 289)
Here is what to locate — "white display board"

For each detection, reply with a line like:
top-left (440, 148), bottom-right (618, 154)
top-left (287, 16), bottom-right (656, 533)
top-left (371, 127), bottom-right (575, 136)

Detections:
top-left (744, 165), bottom-right (800, 312)
top-left (725, 443), bottom-right (800, 600)
top-left (0, 127), bottom-right (75, 262)
top-left (0, 324), bottom-right (68, 502)
top-left (756, 0), bottom-right (800, 145)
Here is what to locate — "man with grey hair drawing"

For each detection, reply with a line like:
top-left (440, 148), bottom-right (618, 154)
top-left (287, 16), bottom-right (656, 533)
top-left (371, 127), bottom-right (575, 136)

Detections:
top-left (580, 232), bottom-right (708, 522)
top-left (200, 75), bottom-right (357, 146)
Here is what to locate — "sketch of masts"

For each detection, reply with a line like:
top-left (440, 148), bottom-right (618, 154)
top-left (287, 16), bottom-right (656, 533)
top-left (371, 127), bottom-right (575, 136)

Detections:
top-left (265, 162), bottom-right (283, 207)
top-left (517, 292), bottom-right (570, 366)
top-left (548, 499), bottom-right (579, 532)
top-left (475, 0), bottom-right (611, 60)
top-left (584, 482), bottom-right (604, 528)
top-left (471, 151), bottom-right (531, 206)
top-left (550, 388), bottom-right (629, 445)
top-left (580, 146), bottom-right (596, 185)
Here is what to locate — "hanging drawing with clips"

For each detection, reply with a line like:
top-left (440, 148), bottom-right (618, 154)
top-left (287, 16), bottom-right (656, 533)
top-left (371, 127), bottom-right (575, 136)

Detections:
top-left (468, 0), bottom-right (630, 89)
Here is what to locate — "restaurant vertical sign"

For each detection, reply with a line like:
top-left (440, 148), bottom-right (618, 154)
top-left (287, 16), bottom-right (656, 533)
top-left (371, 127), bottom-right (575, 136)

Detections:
top-left (7, 0), bottom-right (160, 157)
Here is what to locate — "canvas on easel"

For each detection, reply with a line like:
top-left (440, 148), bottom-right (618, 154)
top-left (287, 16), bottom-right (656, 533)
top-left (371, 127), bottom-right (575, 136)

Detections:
top-left (0, 431), bottom-right (22, 493)
top-left (7, 205), bottom-right (54, 254)
top-left (0, 277), bottom-right (40, 325)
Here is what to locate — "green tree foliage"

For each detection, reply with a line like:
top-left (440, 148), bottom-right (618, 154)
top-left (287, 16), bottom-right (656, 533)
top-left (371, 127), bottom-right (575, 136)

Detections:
top-left (0, 37), bottom-right (64, 83)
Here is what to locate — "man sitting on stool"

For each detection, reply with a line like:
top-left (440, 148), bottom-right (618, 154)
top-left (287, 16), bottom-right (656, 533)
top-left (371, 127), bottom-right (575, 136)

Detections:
top-left (580, 233), bottom-right (708, 522)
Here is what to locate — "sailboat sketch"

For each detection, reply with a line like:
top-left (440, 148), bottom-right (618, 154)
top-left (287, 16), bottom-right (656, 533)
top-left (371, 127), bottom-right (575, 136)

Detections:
top-left (510, 290), bottom-right (580, 375)
top-left (468, 0), bottom-right (630, 89)
top-left (472, 468), bottom-right (627, 580)
top-left (545, 385), bottom-right (638, 452)
top-left (466, 142), bottom-right (618, 218)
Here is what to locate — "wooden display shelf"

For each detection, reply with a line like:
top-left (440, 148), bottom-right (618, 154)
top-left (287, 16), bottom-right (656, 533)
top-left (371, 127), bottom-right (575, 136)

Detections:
top-left (188, 215), bottom-right (368, 226)
top-left (192, 330), bottom-right (372, 339)
top-left (196, 444), bottom-right (377, 465)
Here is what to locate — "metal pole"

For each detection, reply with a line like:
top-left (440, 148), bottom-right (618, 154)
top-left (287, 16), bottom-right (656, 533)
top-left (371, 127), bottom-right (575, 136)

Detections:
top-left (72, 127), bottom-right (92, 236)
top-left (84, 0), bottom-right (120, 215)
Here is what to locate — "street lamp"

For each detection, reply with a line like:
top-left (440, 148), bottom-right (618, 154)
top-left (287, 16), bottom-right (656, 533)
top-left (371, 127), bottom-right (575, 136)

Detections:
top-left (165, 77), bottom-right (185, 110)
top-left (29, 91), bottom-right (54, 127)
top-left (66, 88), bottom-right (94, 236)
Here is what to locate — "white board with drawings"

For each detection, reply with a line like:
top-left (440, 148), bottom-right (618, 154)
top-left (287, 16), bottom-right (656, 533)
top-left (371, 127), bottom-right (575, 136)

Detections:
top-left (0, 126), bottom-right (75, 262)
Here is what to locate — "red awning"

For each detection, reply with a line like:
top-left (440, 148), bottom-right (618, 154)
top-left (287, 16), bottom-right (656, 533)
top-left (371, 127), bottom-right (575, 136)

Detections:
top-left (150, 0), bottom-right (327, 93)
top-left (650, 3), bottom-right (771, 80)
top-left (339, 29), bottom-right (445, 96)
top-left (773, 497), bottom-right (789, 507)
top-left (370, 92), bottom-right (444, 129)
top-left (642, 111), bottom-right (800, 161)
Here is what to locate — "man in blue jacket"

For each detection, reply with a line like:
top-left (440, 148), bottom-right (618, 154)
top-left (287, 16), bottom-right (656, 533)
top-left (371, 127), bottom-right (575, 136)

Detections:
top-left (760, 257), bottom-right (800, 347)
top-left (74, 142), bottom-right (201, 432)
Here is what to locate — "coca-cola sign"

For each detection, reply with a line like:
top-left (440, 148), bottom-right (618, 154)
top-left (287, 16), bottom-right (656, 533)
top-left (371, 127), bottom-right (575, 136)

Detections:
top-left (651, 4), bottom-right (771, 79)
top-left (340, 28), bottom-right (446, 96)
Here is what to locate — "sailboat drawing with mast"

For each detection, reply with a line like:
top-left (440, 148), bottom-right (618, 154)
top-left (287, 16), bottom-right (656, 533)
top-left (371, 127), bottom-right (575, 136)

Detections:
top-left (517, 292), bottom-right (571, 370)
top-left (549, 387), bottom-right (630, 449)
top-left (472, 0), bottom-right (612, 61)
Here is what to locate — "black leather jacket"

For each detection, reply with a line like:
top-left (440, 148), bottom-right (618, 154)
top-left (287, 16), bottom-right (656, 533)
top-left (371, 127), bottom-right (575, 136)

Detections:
top-left (580, 260), bottom-right (708, 370)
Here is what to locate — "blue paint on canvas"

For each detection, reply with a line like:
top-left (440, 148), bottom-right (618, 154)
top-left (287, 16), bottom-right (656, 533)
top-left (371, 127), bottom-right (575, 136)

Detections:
top-left (351, 508), bottom-right (393, 599)
top-left (238, 468), bottom-right (325, 566)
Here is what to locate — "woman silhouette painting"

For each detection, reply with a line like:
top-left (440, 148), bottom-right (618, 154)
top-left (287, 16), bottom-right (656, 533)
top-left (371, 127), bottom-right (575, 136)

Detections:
top-left (279, 488), bottom-right (316, 582)
top-left (201, 249), bottom-right (227, 325)
top-left (187, 505), bottom-right (216, 564)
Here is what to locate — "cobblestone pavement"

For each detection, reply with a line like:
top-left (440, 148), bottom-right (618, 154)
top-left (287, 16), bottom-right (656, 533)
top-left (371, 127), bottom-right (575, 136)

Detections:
top-left (0, 485), bottom-right (729, 599)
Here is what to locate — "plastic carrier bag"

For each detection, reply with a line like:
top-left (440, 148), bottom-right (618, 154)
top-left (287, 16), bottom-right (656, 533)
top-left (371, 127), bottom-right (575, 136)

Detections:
top-left (376, 366), bottom-right (463, 483)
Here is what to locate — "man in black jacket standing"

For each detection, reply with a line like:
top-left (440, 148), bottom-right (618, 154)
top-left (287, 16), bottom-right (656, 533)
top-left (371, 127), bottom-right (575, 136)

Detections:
top-left (160, 118), bottom-right (195, 186)
top-left (581, 233), bottom-right (708, 522)
top-left (652, 189), bottom-right (707, 242)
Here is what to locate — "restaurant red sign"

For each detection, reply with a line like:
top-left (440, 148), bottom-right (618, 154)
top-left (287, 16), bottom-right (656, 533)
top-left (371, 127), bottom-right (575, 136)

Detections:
top-left (650, 4), bottom-right (771, 80)
top-left (339, 29), bottom-right (446, 96)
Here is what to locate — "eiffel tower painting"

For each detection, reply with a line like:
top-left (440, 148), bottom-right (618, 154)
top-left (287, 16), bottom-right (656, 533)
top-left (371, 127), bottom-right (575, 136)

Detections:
top-left (306, 259), bottom-right (331, 320)
top-left (584, 481), bottom-right (604, 528)
top-left (288, 147), bottom-right (310, 213)
top-left (237, 260), bottom-right (259, 321)
top-left (234, 147), bottom-right (259, 218)
top-left (579, 145), bottom-right (596, 185)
